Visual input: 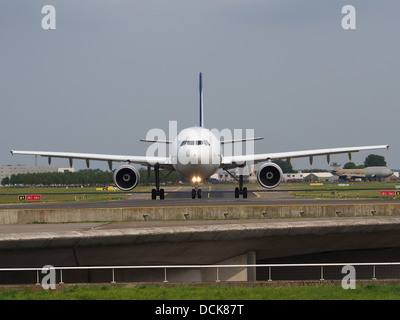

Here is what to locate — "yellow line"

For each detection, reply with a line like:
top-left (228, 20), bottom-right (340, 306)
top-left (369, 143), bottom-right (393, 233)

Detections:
top-left (253, 192), bottom-right (262, 198)
top-left (208, 186), bottom-right (211, 198)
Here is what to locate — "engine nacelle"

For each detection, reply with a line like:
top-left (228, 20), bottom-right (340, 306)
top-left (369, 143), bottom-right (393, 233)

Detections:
top-left (114, 165), bottom-right (140, 191)
top-left (257, 162), bottom-right (283, 189)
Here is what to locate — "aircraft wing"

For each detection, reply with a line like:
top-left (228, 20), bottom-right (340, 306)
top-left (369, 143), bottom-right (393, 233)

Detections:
top-left (221, 145), bottom-right (389, 168)
top-left (10, 150), bottom-right (172, 170)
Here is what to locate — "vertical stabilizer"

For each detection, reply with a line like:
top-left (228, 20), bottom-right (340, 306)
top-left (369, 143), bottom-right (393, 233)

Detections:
top-left (199, 72), bottom-right (204, 127)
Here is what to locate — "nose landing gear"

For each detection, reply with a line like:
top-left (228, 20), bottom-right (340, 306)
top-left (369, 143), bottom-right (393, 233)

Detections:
top-left (192, 186), bottom-right (202, 199)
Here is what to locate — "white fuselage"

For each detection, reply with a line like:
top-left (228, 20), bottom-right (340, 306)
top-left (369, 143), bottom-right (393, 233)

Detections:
top-left (171, 127), bottom-right (221, 182)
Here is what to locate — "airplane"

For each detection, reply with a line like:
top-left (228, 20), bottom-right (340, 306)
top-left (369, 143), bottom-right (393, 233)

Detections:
top-left (331, 162), bottom-right (393, 181)
top-left (11, 73), bottom-right (389, 199)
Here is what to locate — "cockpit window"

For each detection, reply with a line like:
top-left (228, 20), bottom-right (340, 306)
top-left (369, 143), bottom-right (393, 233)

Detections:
top-left (180, 140), bottom-right (210, 146)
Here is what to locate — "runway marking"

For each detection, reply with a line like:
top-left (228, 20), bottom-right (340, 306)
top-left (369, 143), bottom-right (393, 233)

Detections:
top-left (172, 187), bottom-right (183, 192)
top-left (208, 186), bottom-right (211, 199)
top-left (253, 192), bottom-right (262, 198)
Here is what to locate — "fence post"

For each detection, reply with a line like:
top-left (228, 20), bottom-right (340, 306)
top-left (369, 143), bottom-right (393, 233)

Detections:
top-left (320, 266), bottom-right (325, 281)
top-left (163, 268), bottom-right (168, 283)
top-left (216, 267), bottom-right (220, 282)
top-left (111, 268), bottom-right (116, 283)
top-left (372, 265), bottom-right (377, 280)
top-left (36, 270), bottom-right (40, 285)
top-left (59, 269), bottom-right (64, 284)
top-left (268, 266), bottom-right (272, 282)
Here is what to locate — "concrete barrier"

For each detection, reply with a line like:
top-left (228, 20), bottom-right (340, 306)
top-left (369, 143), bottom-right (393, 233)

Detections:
top-left (1, 203), bottom-right (400, 224)
top-left (2, 216), bottom-right (400, 284)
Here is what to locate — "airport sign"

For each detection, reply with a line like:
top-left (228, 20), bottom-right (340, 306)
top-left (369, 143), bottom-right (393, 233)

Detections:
top-left (380, 191), bottom-right (396, 196)
top-left (26, 195), bottom-right (41, 200)
top-left (18, 195), bottom-right (41, 201)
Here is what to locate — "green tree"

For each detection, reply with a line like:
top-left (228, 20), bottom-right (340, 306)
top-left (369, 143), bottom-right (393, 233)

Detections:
top-left (1, 177), bottom-right (10, 185)
top-left (364, 154), bottom-right (387, 167)
top-left (273, 159), bottom-right (297, 173)
top-left (343, 162), bottom-right (364, 169)
top-left (7, 170), bottom-right (114, 186)
top-left (343, 162), bottom-right (357, 169)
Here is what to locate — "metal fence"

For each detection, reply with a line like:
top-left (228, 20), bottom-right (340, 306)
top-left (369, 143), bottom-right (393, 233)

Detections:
top-left (1, 262), bottom-right (400, 285)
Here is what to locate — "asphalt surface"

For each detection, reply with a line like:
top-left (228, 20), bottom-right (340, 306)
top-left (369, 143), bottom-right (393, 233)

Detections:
top-left (0, 185), bottom-right (396, 210)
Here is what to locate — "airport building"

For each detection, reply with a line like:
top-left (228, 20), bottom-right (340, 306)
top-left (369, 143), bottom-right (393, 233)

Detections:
top-left (283, 172), bottom-right (305, 182)
top-left (211, 169), bottom-right (334, 183)
top-left (0, 165), bottom-right (74, 183)
top-left (303, 172), bottom-right (334, 182)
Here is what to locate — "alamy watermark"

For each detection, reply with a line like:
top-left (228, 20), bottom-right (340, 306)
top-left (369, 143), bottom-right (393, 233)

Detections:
top-left (41, 265), bottom-right (56, 290)
top-left (341, 265), bottom-right (356, 290)
top-left (341, 5), bottom-right (356, 30)
top-left (41, 5), bottom-right (56, 30)
top-left (40, 5), bottom-right (357, 31)
top-left (144, 120), bottom-right (256, 173)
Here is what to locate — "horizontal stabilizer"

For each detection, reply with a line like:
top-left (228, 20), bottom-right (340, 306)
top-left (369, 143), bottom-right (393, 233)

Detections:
top-left (140, 139), bottom-right (172, 144)
top-left (221, 137), bottom-right (264, 144)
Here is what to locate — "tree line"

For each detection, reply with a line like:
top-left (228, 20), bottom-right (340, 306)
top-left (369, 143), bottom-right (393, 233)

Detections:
top-left (1, 170), bottom-right (114, 186)
top-left (1, 168), bottom-right (188, 187)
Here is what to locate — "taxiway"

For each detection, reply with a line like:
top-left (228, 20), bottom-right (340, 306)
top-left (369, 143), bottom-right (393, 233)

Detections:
top-left (0, 185), bottom-right (396, 210)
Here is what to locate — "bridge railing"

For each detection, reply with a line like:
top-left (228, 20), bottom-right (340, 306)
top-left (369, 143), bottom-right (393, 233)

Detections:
top-left (1, 262), bottom-right (400, 285)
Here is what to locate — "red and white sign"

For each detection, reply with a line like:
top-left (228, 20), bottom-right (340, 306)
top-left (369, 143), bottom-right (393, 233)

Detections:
top-left (26, 195), bottom-right (42, 201)
top-left (380, 191), bottom-right (396, 196)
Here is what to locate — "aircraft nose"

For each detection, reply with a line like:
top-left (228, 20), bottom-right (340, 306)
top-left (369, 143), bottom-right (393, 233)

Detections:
top-left (181, 147), bottom-right (201, 164)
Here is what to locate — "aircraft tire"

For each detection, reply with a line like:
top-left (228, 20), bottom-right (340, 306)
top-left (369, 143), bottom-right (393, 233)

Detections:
top-left (243, 187), bottom-right (248, 199)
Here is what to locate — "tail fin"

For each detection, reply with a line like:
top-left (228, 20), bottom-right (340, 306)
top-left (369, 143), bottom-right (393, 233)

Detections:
top-left (199, 72), bottom-right (204, 127)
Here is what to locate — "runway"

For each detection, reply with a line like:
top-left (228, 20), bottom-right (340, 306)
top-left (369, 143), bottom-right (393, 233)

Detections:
top-left (0, 185), bottom-right (396, 210)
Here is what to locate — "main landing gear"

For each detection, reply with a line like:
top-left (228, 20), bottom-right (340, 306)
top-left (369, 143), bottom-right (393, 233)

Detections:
top-left (225, 170), bottom-right (247, 199)
top-left (234, 175), bottom-right (247, 199)
top-left (151, 163), bottom-right (165, 200)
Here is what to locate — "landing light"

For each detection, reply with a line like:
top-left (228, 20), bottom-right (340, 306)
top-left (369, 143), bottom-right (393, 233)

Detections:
top-left (192, 176), bottom-right (201, 183)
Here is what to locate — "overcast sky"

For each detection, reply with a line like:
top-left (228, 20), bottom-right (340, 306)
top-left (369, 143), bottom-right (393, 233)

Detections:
top-left (1, 1), bottom-right (398, 171)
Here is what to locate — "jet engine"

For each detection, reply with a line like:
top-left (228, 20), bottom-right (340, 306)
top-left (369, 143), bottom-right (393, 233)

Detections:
top-left (257, 162), bottom-right (283, 189)
top-left (114, 165), bottom-right (140, 191)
